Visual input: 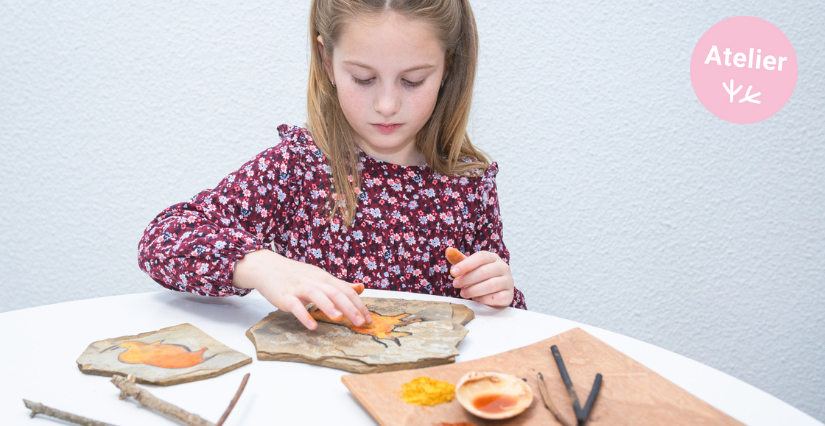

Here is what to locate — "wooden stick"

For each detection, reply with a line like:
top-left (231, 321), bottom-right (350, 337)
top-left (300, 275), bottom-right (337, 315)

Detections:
top-left (536, 373), bottom-right (575, 426)
top-left (215, 373), bottom-right (250, 426)
top-left (111, 374), bottom-right (214, 426)
top-left (22, 399), bottom-right (117, 426)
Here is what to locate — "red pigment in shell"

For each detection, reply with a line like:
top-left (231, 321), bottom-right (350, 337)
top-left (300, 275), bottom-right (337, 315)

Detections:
top-left (471, 394), bottom-right (519, 414)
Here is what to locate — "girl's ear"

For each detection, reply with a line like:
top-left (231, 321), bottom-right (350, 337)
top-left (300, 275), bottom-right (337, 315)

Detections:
top-left (317, 35), bottom-right (335, 87)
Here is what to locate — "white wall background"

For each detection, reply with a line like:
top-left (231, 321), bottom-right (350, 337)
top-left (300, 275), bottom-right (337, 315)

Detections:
top-left (1, 0), bottom-right (823, 421)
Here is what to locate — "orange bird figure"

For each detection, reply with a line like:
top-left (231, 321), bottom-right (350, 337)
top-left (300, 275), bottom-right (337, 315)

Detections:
top-left (310, 309), bottom-right (423, 348)
top-left (103, 340), bottom-right (211, 369)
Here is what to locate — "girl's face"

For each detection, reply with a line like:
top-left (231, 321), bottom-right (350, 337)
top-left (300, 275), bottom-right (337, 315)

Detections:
top-left (320, 12), bottom-right (446, 166)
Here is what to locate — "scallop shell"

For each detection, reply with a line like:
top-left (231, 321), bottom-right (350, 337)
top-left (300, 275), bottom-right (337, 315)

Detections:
top-left (454, 371), bottom-right (534, 420)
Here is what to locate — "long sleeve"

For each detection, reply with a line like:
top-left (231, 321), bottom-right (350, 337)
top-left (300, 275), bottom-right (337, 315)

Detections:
top-left (137, 137), bottom-right (301, 297)
top-left (472, 162), bottom-right (527, 310)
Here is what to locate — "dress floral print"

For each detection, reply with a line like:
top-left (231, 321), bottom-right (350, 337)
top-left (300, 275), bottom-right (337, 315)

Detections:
top-left (138, 125), bottom-right (527, 310)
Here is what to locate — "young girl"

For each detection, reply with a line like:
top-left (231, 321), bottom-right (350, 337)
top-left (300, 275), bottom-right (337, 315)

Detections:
top-left (138, 0), bottom-right (527, 330)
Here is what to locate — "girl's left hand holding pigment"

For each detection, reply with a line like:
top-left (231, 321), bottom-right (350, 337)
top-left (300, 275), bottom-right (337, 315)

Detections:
top-left (448, 249), bottom-right (515, 308)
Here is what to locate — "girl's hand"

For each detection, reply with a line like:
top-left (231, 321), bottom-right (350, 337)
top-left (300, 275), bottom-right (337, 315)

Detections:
top-left (446, 248), bottom-right (514, 307)
top-left (232, 249), bottom-right (372, 330)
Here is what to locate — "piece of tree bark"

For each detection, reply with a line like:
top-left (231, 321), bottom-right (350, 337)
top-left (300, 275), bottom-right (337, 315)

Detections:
top-left (111, 374), bottom-right (214, 426)
top-left (22, 399), bottom-right (117, 426)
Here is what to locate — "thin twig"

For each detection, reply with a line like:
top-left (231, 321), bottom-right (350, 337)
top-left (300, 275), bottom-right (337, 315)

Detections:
top-left (536, 373), bottom-right (575, 426)
top-left (111, 374), bottom-right (214, 426)
top-left (215, 373), bottom-right (250, 426)
top-left (22, 399), bottom-right (117, 426)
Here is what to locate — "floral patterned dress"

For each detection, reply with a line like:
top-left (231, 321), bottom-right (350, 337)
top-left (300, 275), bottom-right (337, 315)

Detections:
top-left (138, 125), bottom-right (527, 309)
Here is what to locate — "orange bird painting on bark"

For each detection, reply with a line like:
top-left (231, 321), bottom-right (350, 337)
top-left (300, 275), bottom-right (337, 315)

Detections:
top-left (102, 340), bottom-right (212, 369)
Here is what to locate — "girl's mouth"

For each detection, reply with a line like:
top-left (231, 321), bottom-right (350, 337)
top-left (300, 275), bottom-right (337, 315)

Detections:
top-left (372, 123), bottom-right (402, 134)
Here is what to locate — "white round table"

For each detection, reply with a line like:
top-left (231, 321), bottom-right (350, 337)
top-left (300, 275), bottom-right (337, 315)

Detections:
top-left (0, 290), bottom-right (820, 426)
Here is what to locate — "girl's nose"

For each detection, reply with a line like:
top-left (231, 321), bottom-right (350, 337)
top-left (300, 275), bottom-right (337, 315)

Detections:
top-left (374, 82), bottom-right (401, 118)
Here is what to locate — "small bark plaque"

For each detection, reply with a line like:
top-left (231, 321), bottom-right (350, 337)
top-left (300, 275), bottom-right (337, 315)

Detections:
top-left (77, 323), bottom-right (251, 386)
top-left (246, 298), bottom-right (474, 373)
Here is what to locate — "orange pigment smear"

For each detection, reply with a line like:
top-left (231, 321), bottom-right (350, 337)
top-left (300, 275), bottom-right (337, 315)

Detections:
top-left (116, 341), bottom-right (207, 369)
top-left (310, 310), bottom-right (421, 340)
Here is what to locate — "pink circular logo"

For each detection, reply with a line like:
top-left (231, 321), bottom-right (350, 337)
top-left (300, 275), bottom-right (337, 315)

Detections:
top-left (690, 16), bottom-right (797, 124)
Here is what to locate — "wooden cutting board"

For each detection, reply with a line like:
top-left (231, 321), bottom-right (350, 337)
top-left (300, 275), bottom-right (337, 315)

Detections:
top-left (342, 328), bottom-right (745, 426)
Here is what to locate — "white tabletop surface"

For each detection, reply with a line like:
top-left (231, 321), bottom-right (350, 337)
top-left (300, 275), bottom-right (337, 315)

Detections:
top-left (0, 289), bottom-right (820, 426)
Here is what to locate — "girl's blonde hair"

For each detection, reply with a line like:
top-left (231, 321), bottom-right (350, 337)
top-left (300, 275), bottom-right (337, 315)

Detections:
top-left (307, 0), bottom-right (490, 226)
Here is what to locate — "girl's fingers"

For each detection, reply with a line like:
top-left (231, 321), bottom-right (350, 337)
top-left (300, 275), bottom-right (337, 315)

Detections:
top-left (450, 251), bottom-right (499, 281)
top-left (325, 276), bottom-right (372, 324)
top-left (307, 267), bottom-right (371, 324)
top-left (459, 277), bottom-right (507, 300)
top-left (323, 283), bottom-right (370, 326)
top-left (303, 288), bottom-right (347, 323)
top-left (472, 290), bottom-right (513, 307)
top-left (284, 296), bottom-right (318, 330)
top-left (325, 274), bottom-right (372, 325)
top-left (453, 261), bottom-right (505, 288)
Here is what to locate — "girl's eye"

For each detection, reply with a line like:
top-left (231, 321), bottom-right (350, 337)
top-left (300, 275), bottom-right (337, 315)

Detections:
top-left (353, 77), bottom-right (374, 86)
top-left (351, 77), bottom-right (425, 87)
